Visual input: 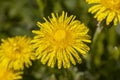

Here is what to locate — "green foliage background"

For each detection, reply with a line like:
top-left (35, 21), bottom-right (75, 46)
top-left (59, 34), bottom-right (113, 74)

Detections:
top-left (0, 0), bottom-right (120, 80)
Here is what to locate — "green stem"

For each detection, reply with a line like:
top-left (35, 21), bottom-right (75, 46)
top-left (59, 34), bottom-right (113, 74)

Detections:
top-left (92, 22), bottom-right (103, 43)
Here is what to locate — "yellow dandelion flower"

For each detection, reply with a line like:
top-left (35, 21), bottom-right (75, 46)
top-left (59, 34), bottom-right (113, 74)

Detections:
top-left (86, 0), bottom-right (120, 25)
top-left (0, 36), bottom-right (35, 70)
top-left (32, 11), bottom-right (91, 69)
top-left (0, 67), bottom-right (22, 80)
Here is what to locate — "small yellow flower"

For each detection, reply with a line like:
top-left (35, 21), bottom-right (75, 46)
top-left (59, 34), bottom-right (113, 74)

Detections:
top-left (86, 0), bottom-right (120, 25)
top-left (0, 36), bottom-right (35, 70)
top-left (0, 67), bottom-right (22, 80)
top-left (32, 11), bottom-right (91, 69)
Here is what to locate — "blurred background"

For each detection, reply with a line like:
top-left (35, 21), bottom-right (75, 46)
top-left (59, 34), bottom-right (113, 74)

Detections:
top-left (0, 0), bottom-right (120, 80)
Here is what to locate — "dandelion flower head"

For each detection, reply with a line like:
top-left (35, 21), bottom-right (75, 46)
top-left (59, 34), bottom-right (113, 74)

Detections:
top-left (32, 11), bottom-right (91, 69)
top-left (86, 0), bottom-right (120, 25)
top-left (0, 67), bottom-right (22, 80)
top-left (0, 36), bottom-right (35, 70)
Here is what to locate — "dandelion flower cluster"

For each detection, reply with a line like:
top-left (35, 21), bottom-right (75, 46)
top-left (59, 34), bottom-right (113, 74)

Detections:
top-left (0, 36), bottom-right (35, 70)
top-left (0, 67), bottom-right (22, 80)
top-left (32, 11), bottom-right (91, 69)
top-left (86, 0), bottom-right (120, 25)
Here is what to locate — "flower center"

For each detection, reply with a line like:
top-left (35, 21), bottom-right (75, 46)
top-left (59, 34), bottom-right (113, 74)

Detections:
top-left (101, 0), bottom-right (120, 10)
top-left (13, 44), bottom-right (21, 53)
top-left (54, 30), bottom-right (66, 41)
top-left (0, 70), bottom-right (13, 80)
